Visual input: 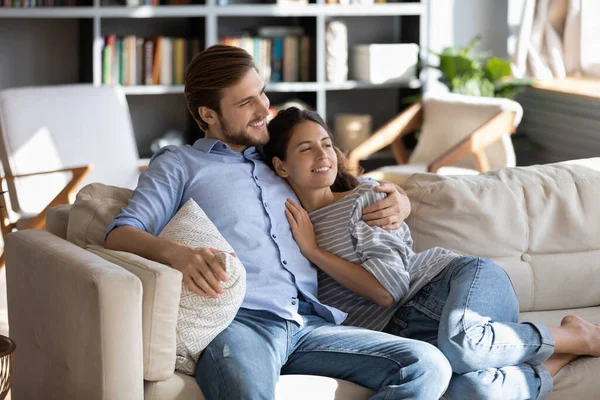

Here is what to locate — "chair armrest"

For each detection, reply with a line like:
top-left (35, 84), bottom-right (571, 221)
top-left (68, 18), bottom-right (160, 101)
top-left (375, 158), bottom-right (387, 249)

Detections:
top-left (6, 164), bottom-right (93, 230)
top-left (347, 103), bottom-right (423, 171)
top-left (428, 110), bottom-right (517, 173)
top-left (5, 230), bottom-right (144, 400)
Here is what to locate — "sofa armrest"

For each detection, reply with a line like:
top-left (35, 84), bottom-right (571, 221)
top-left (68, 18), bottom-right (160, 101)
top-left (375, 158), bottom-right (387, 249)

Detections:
top-left (87, 245), bottom-right (182, 381)
top-left (5, 230), bottom-right (144, 400)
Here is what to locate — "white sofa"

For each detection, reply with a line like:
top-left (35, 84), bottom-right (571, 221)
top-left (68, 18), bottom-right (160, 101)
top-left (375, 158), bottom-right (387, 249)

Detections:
top-left (5, 158), bottom-right (600, 400)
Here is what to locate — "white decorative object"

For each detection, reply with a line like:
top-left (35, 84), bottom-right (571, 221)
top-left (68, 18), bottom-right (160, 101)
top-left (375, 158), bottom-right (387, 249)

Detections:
top-left (351, 43), bottom-right (419, 84)
top-left (326, 21), bottom-right (348, 83)
top-left (158, 198), bottom-right (246, 376)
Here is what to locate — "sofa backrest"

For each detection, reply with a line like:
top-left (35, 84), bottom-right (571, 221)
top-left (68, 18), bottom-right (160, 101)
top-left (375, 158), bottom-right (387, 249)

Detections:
top-left (61, 157), bottom-right (600, 382)
top-left (403, 157), bottom-right (600, 312)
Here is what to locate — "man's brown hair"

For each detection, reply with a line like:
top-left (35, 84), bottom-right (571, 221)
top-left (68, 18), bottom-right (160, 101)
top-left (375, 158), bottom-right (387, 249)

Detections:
top-left (184, 44), bottom-right (258, 132)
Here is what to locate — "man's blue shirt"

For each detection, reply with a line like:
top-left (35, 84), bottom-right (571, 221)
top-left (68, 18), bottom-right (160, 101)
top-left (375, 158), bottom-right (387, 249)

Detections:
top-left (105, 138), bottom-right (347, 325)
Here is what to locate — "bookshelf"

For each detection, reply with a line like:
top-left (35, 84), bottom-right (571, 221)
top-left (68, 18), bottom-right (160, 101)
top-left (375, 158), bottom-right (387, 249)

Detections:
top-left (0, 0), bottom-right (430, 162)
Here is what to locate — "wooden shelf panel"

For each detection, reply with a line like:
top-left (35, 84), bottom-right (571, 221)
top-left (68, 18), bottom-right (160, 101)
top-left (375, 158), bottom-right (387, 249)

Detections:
top-left (0, 3), bottom-right (423, 18)
top-left (324, 79), bottom-right (421, 90)
top-left (118, 80), bottom-right (420, 95)
top-left (0, 6), bottom-right (97, 18)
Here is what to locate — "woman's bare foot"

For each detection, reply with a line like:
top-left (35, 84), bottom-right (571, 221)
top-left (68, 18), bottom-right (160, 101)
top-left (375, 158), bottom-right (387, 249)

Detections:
top-left (544, 353), bottom-right (579, 377)
top-left (550, 315), bottom-right (600, 356)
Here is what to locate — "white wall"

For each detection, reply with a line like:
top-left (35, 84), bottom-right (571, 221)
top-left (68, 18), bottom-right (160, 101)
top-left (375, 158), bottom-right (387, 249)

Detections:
top-left (429, 0), bottom-right (508, 57)
top-left (426, 0), bottom-right (509, 89)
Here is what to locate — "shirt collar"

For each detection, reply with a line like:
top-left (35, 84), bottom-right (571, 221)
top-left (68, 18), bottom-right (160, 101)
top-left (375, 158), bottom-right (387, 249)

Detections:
top-left (193, 138), bottom-right (262, 159)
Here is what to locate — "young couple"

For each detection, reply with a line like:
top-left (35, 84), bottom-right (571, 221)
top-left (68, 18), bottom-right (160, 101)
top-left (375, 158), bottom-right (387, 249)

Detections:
top-left (105, 44), bottom-right (600, 400)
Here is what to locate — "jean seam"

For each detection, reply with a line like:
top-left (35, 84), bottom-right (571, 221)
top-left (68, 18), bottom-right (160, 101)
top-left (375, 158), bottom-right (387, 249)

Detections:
top-left (295, 348), bottom-right (405, 372)
top-left (294, 348), bottom-right (405, 400)
top-left (206, 345), bottom-right (231, 400)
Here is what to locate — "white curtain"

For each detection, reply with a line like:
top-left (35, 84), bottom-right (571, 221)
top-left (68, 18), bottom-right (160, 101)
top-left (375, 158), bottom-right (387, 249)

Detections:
top-left (511, 0), bottom-right (600, 79)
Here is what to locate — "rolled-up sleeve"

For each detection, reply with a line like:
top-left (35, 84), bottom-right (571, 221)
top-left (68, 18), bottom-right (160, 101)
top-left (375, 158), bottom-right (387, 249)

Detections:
top-left (349, 188), bottom-right (415, 303)
top-left (105, 145), bottom-right (187, 240)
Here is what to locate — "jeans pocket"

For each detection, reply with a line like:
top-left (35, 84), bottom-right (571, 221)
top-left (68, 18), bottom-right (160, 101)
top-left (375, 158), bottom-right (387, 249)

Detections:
top-left (386, 316), bottom-right (408, 337)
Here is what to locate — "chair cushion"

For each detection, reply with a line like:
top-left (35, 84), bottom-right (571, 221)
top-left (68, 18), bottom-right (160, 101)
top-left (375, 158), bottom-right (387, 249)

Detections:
top-left (157, 198), bottom-right (246, 376)
top-left (0, 84), bottom-right (140, 216)
top-left (403, 157), bottom-right (600, 312)
top-left (361, 164), bottom-right (479, 186)
top-left (409, 92), bottom-right (523, 171)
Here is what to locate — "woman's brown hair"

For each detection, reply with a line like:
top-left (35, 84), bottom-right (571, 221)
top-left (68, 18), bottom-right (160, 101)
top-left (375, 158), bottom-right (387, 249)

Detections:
top-left (184, 44), bottom-right (258, 132)
top-left (263, 107), bottom-right (362, 192)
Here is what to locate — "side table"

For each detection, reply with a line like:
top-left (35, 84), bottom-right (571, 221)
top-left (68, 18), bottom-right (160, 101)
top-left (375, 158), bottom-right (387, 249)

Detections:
top-left (0, 335), bottom-right (15, 400)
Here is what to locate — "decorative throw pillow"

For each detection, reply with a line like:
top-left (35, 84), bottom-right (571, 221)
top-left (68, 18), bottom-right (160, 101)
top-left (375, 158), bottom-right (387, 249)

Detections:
top-left (158, 198), bottom-right (246, 376)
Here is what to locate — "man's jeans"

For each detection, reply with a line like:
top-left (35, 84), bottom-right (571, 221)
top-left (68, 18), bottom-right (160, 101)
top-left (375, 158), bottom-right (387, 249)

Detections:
top-left (385, 256), bottom-right (555, 400)
top-left (196, 300), bottom-right (452, 400)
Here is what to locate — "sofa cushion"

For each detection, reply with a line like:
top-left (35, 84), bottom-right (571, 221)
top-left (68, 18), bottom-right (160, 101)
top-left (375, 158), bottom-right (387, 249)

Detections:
top-left (519, 306), bottom-right (600, 400)
top-left (46, 204), bottom-right (72, 240)
top-left (403, 157), bottom-right (600, 312)
top-left (144, 372), bottom-right (376, 400)
top-left (157, 198), bottom-right (246, 376)
top-left (67, 183), bottom-right (133, 248)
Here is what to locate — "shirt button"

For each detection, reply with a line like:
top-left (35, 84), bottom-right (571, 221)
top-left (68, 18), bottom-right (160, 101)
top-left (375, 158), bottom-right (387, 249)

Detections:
top-left (222, 144), bottom-right (226, 149)
top-left (254, 175), bottom-right (258, 180)
top-left (292, 301), bottom-right (297, 305)
top-left (272, 234), bottom-right (276, 239)
top-left (282, 260), bottom-right (287, 265)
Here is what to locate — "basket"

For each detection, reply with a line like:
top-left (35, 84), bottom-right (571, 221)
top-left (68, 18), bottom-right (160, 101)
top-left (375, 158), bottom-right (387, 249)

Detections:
top-left (0, 335), bottom-right (15, 400)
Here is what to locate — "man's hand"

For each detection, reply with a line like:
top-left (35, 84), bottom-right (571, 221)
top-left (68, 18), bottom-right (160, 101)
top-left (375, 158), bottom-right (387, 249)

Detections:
top-left (169, 246), bottom-right (231, 298)
top-left (362, 181), bottom-right (411, 230)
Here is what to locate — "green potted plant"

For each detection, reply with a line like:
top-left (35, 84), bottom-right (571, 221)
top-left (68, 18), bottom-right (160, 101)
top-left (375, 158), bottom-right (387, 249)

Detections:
top-left (429, 35), bottom-right (532, 99)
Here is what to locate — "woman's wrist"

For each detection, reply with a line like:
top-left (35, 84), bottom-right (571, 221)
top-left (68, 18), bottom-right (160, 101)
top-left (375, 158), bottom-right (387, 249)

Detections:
top-left (303, 246), bottom-right (325, 265)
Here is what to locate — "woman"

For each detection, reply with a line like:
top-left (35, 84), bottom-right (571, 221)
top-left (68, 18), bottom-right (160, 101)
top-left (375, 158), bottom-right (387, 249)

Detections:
top-left (262, 107), bottom-right (600, 400)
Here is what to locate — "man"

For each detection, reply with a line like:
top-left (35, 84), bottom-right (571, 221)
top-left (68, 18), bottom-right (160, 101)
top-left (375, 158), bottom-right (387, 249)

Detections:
top-left (105, 44), bottom-right (451, 399)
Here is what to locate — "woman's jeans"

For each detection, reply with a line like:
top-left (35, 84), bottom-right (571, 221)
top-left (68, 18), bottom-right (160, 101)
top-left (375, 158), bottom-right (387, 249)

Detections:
top-left (196, 299), bottom-right (452, 400)
top-left (385, 256), bottom-right (555, 400)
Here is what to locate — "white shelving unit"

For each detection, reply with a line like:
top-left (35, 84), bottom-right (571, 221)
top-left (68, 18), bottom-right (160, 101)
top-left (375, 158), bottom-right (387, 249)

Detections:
top-left (1, 0), bottom-right (429, 161)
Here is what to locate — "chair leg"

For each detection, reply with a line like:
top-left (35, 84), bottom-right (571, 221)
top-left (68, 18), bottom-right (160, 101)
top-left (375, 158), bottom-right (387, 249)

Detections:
top-left (0, 250), bottom-right (4, 270)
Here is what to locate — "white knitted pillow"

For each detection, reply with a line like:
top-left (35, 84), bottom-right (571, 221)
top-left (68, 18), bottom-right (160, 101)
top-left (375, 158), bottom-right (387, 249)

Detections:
top-left (158, 198), bottom-right (246, 376)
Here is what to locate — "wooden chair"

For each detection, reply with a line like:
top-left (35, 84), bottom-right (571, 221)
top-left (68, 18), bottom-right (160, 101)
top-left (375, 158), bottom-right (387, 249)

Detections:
top-left (0, 84), bottom-right (147, 267)
top-left (348, 92), bottom-right (524, 185)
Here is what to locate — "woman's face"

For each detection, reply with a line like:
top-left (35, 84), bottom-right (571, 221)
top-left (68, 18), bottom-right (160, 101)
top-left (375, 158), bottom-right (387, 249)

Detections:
top-left (276, 120), bottom-right (338, 190)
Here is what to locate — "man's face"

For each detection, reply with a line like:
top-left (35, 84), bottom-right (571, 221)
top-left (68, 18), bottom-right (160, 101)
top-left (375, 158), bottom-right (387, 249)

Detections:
top-left (205, 68), bottom-right (271, 152)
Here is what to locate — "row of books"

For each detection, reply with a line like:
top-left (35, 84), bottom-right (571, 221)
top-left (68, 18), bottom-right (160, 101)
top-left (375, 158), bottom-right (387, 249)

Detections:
top-left (221, 26), bottom-right (312, 83)
top-left (1, 0), bottom-right (81, 6)
top-left (101, 0), bottom-right (200, 5)
top-left (325, 0), bottom-right (387, 3)
top-left (101, 35), bottom-right (202, 86)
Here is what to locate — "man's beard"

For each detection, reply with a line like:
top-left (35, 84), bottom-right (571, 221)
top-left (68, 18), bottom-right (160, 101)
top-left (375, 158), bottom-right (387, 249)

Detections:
top-left (218, 114), bottom-right (268, 148)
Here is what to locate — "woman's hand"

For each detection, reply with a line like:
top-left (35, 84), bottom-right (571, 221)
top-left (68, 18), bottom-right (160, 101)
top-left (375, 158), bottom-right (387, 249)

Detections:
top-left (362, 181), bottom-right (411, 230)
top-left (285, 199), bottom-right (321, 259)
